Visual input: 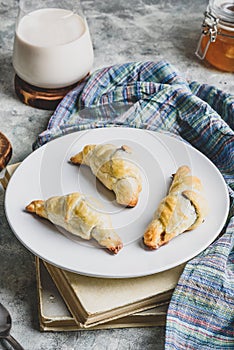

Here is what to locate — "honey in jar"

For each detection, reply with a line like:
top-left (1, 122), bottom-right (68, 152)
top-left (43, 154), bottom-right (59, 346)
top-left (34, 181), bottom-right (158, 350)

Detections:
top-left (196, 0), bottom-right (234, 72)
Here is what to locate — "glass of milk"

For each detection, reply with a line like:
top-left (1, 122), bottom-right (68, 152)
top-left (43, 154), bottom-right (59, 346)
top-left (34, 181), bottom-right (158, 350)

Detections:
top-left (13, 0), bottom-right (94, 89)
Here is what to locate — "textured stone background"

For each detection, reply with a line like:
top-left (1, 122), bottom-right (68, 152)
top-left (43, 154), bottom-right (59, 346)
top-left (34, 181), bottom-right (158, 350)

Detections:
top-left (0, 1), bottom-right (233, 349)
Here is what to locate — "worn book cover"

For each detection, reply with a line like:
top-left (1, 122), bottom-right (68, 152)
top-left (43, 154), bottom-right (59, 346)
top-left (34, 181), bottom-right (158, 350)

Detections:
top-left (0, 162), bottom-right (20, 189)
top-left (36, 258), bottom-right (168, 331)
top-left (43, 260), bottom-right (184, 328)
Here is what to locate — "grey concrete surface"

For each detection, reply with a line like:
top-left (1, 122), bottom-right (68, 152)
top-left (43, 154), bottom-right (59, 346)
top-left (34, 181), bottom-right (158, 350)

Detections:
top-left (0, 1), bottom-right (233, 349)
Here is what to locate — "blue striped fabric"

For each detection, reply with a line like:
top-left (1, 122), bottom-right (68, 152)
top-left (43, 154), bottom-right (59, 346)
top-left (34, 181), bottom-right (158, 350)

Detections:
top-left (34, 61), bottom-right (234, 348)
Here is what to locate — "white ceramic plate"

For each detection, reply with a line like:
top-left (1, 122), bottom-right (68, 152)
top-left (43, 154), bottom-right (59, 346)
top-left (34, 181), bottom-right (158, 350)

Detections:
top-left (5, 128), bottom-right (229, 278)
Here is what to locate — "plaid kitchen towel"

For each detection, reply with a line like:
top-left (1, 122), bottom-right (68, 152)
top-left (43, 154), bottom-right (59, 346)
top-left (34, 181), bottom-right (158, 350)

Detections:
top-left (34, 61), bottom-right (234, 349)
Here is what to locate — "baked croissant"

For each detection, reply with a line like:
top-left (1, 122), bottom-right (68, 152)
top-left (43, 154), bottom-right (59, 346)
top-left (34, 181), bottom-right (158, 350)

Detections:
top-left (70, 144), bottom-right (142, 207)
top-left (144, 166), bottom-right (208, 250)
top-left (25, 192), bottom-right (123, 254)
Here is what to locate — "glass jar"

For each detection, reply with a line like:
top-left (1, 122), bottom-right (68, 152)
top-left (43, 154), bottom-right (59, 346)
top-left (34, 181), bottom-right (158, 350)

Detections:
top-left (195, 0), bottom-right (234, 72)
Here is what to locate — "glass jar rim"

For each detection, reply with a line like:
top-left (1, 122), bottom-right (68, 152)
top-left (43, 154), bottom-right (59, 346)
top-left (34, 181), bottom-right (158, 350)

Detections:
top-left (209, 0), bottom-right (234, 23)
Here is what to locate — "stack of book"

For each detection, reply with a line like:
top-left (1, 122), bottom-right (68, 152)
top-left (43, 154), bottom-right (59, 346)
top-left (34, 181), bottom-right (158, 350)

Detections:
top-left (1, 163), bottom-right (185, 332)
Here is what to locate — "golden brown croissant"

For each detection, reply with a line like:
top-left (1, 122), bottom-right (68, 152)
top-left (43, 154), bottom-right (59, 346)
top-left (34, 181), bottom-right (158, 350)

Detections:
top-left (25, 192), bottom-right (123, 254)
top-left (144, 166), bottom-right (208, 250)
top-left (70, 144), bottom-right (142, 207)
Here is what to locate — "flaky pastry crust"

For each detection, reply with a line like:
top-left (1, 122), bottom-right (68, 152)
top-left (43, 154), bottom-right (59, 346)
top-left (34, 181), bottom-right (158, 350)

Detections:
top-left (143, 166), bottom-right (208, 250)
top-left (70, 144), bottom-right (142, 207)
top-left (26, 192), bottom-right (123, 254)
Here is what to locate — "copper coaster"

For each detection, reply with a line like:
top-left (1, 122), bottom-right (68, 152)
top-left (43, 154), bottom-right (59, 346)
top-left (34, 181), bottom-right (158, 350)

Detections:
top-left (14, 75), bottom-right (87, 110)
top-left (0, 132), bottom-right (12, 171)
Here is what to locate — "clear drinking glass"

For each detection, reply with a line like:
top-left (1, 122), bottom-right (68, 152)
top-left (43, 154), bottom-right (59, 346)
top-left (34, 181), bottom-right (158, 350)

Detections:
top-left (12, 0), bottom-right (94, 108)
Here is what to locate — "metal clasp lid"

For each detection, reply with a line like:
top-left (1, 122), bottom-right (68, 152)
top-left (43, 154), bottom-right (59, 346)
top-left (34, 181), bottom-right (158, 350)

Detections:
top-left (195, 11), bottom-right (219, 60)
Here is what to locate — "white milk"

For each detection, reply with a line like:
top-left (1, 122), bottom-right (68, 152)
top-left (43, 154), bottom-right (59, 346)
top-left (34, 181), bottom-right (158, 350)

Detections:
top-left (13, 8), bottom-right (94, 88)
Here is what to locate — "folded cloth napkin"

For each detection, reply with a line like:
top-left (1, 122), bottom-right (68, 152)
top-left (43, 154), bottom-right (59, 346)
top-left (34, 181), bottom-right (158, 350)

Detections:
top-left (34, 61), bottom-right (234, 349)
